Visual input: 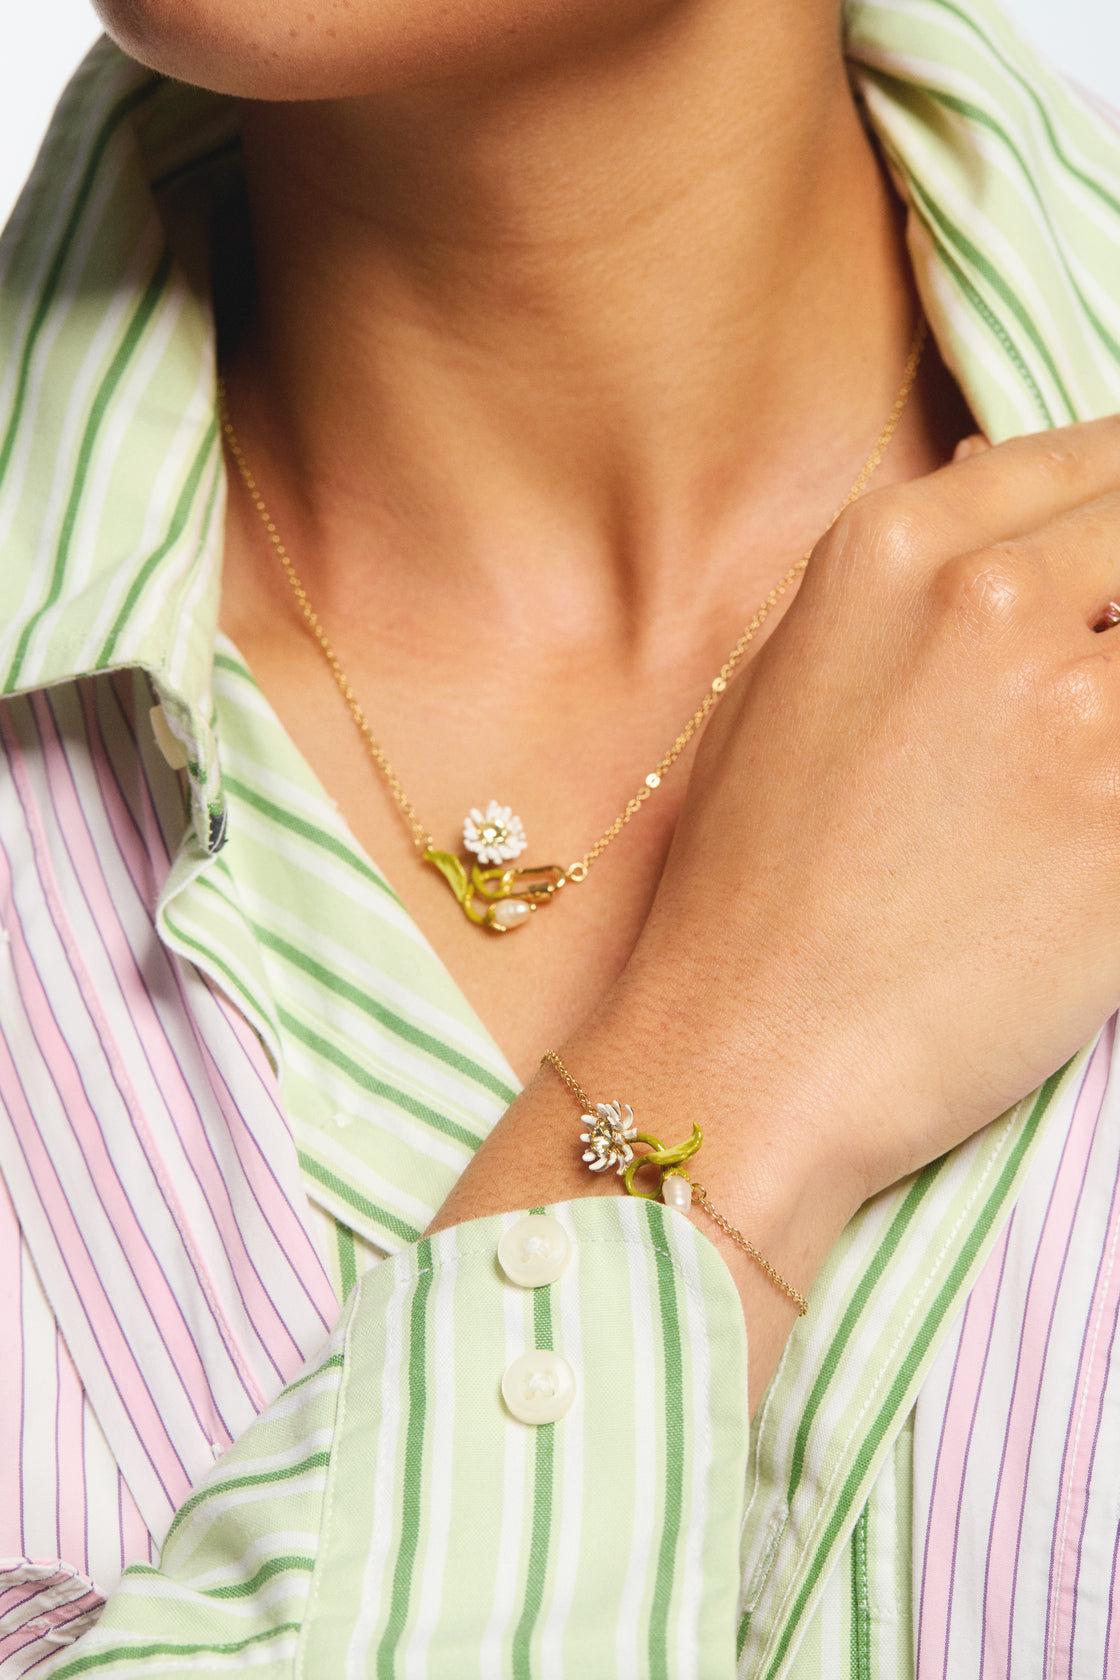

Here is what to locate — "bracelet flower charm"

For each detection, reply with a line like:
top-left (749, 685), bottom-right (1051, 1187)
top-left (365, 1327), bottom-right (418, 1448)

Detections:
top-left (542, 1048), bottom-right (809, 1316)
top-left (580, 1100), bottom-right (702, 1199)
top-left (579, 1102), bottom-right (638, 1174)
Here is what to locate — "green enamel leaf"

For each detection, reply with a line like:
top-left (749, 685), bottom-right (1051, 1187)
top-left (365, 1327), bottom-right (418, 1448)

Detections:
top-left (423, 848), bottom-right (469, 904)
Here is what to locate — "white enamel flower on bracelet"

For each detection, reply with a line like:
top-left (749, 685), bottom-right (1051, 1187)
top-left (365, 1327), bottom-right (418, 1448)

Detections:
top-left (579, 1102), bottom-right (638, 1174)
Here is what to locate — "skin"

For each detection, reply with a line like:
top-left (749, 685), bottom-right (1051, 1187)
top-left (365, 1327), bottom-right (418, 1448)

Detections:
top-left (97, 0), bottom-right (1120, 1410)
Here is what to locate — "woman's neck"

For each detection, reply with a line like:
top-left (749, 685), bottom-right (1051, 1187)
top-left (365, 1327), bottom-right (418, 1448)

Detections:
top-left (226, 0), bottom-right (930, 641)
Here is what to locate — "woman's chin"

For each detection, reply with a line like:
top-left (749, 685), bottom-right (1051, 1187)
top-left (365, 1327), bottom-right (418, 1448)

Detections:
top-left (90, 0), bottom-right (680, 101)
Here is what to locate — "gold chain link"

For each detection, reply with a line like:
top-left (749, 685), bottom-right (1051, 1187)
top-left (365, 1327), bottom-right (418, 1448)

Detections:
top-left (219, 317), bottom-right (925, 879)
top-left (574, 316), bottom-right (927, 877)
top-left (218, 406), bottom-right (435, 853)
top-left (689, 1181), bottom-right (808, 1314)
top-left (540, 1047), bottom-right (596, 1108)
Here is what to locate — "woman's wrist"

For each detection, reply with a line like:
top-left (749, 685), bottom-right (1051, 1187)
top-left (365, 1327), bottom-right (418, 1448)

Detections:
top-left (431, 955), bottom-right (869, 1402)
top-left (555, 971), bottom-right (868, 1270)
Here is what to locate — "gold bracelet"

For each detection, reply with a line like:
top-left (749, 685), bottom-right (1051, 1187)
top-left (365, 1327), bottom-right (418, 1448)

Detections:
top-left (541, 1049), bottom-right (809, 1316)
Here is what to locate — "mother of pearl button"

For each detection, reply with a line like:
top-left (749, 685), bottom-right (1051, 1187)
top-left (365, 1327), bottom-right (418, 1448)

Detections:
top-left (501, 1351), bottom-right (576, 1424)
top-left (497, 1215), bottom-right (571, 1287)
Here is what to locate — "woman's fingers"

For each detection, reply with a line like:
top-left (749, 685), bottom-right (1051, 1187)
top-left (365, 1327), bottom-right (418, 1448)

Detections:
top-left (832, 414), bottom-right (1120, 580)
top-left (926, 490), bottom-right (1120, 635)
top-left (1002, 490), bottom-right (1120, 629)
top-left (935, 414), bottom-right (1120, 541)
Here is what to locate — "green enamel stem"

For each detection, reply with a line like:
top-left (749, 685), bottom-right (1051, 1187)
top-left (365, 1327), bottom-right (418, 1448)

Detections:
top-left (623, 1123), bottom-right (703, 1198)
top-left (422, 849), bottom-right (489, 923)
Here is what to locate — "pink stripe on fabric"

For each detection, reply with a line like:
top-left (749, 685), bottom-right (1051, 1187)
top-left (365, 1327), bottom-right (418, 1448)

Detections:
top-left (74, 678), bottom-right (172, 927)
top-left (0, 1580), bottom-right (45, 1618)
top-left (0, 1177), bottom-right (26, 1559)
top-left (0, 830), bottom-right (220, 1520)
top-left (117, 1470), bottom-right (153, 1575)
top-left (0, 1580), bottom-right (103, 1665)
top-left (4, 700), bottom-right (268, 1417)
top-left (95, 674), bottom-right (177, 907)
top-left (915, 1220), bottom-right (1013, 1678)
top-left (1105, 1523), bottom-right (1120, 1675)
top-left (180, 979), bottom-right (337, 1344)
top-left (0, 1010), bottom-right (194, 1508)
top-left (981, 1032), bottom-right (1112, 1673)
top-left (0, 685), bottom-right (337, 1587)
top-left (54, 1329), bottom-right (89, 1578)
top-left (917, 1034), bottom-right (1110, 1679)
top-left (38, 690), bottom-right (280, 1371)
top-left (1045, 1089), bottom-right (1120, 1676)
top-left (77, 682), bottom-right (335, 1357)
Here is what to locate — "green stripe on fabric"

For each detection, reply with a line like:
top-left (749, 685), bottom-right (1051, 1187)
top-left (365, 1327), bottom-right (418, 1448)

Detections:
top-left (163, 1451), bottom-right (332, 1546)
top-left (280, 1006), bottom-right (485, 1151)
top-left (0, 77), bottom-right (161, 496)
top-left (755, 1069), bottom-right (1066, 1679)
top-left (512, 1285), bottom-right (556, 1680)
top-left (337, 1222), bottom-right (358, 1300)
top-left (97, 418), bottom-right (221, 664)
top-left (376, 1237), bottom-right (435, 1680)
top-left (50, 1622), bottom-right (301, 1678)
top-left (738, 1610), bottom-right (752, 1658)
top-left (933, 0), bottom-right (1120, 220)
top-left (203, 1555), bottom-right (315, 1599)
top-left (298, 1153), bottom-right (420, 1247)
top-left (650, 1241), bottom-right (685, 1680)
top-left (904, 170), bottom-right (1070, 422)
top-left (915, 85), bottom-right (1120, 365)
top-left (786, 1160), bottom-right (948, 1503)
top-left (285, 1350), bottom-right (346, 1392)
top-left (160, 909), bottom-right (275, 1032)
top-left (257, 923), bottom-right (514, 1104)
top-left (850, 1507), bottom-right (871, 1680)
top-left (7, 246), bottom-right (177, 688)
top-left (220, 767), bottom-right (400, 901)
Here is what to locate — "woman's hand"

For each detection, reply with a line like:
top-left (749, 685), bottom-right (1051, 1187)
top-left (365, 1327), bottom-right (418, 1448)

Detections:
top-left (632, 413), bottom-right (1120, 1202)
top-left (435, 414), bottom-right (1120, 1401)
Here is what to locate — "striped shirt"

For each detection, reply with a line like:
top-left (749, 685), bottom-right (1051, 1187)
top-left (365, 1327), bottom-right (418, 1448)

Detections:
top-left (0, 0), bottom-right (1118, 1673)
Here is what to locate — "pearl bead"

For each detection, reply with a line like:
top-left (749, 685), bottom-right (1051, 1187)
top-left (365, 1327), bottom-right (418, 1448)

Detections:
top-left (662, 1174), bottom-right (692, 1212)
top-left (491, 898), bottom-right (532, 929)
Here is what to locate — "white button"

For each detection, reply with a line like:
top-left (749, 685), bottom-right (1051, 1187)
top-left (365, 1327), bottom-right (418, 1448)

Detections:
top-left (497, 1215), bottom-right (571, 1288)
top-left (501, 1351), bottom-right (576, 1424)
top-left (149, 704), bottom-right (189, 770)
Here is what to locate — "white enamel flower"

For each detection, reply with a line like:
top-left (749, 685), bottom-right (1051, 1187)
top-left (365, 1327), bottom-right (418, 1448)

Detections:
top-left (580, 1102), bottom-right (637, 1175)
top-left (462, 801), bottom-right (527, 865)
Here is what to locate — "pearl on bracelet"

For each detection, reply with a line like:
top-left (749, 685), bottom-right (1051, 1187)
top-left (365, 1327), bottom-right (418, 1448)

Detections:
top-left (662, 1173), bottom-right (693, 1212)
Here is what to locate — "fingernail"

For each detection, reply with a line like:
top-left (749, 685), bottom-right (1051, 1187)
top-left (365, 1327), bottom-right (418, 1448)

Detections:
top-left (953, 433), bottom-right (991, 462)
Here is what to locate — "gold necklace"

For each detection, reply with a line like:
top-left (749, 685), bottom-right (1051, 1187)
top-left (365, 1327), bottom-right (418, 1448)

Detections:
top-left (219, 318), bottom-right (926, 934)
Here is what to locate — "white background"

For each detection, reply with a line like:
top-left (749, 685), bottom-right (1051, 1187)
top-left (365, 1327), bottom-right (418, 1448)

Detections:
top-left (1, 0), bottom-right (1118, 231)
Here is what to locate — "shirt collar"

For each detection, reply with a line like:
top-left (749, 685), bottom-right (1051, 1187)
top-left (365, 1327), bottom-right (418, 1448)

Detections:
top-left (1, 9), bottom-right (1119, 854)
top-left (0, 44), bottom-right (235, 850)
